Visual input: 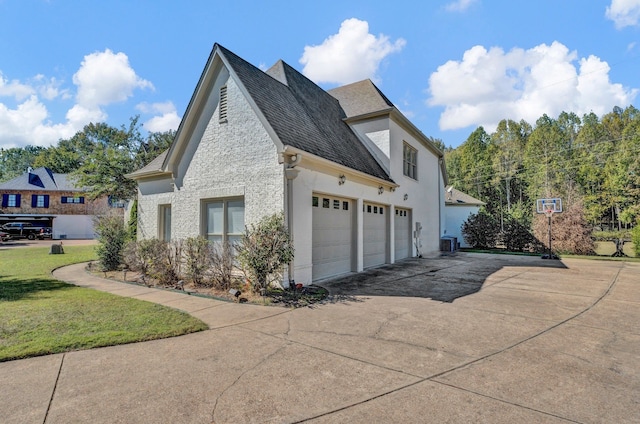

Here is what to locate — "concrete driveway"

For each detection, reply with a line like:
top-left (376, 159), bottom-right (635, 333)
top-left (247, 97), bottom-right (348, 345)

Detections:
top-left (1, 253), bottom-right (638, 423)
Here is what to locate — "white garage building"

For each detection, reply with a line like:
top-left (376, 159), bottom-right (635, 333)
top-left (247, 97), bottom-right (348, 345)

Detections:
top-left (128, 44), bottom-right (447, 285)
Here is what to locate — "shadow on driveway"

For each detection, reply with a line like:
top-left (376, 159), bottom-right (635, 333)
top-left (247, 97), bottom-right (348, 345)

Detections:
top-left (318, 252), bottom-right (568, 302)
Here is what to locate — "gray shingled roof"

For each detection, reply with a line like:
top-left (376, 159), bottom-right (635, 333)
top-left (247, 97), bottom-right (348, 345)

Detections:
top-left (0, 167), bottom-right (81, 191)
top-left (328, 80), bottom-right (395, 118)
top-left (128, 149), bottom-right (168, 177)
top-left (218, 45), bottom-right (393, 182)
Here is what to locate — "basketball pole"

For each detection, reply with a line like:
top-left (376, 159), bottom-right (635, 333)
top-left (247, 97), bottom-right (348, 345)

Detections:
top-left (543, 210), bottom-right (558, 260)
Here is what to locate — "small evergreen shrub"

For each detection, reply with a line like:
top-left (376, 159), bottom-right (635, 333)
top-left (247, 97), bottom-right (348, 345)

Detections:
top-left (461, 210), bottom-right (500, 249)
top-left (94, 213), bottom-right (128, 271)
top-left (500, 217), bottom-right (540, 252)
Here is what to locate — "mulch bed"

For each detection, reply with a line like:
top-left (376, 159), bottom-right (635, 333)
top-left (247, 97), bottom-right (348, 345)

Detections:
top-left (86, 262), bottom-right (329, 308)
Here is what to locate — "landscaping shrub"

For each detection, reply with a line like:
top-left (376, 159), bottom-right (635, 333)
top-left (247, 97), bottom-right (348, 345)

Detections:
top-left (461, 210), bottom-right (500, 249)
top-left (127, 199), bottom-right (138, 242)
top-left (500, 217), bottom-right (542, 252)
top-left (236, 213), bottom-right (294, 293)
top-left (123, 238), bottom-right (181, 285)
top-left (209, 240), bottom-right (237, 291)
top-left (94, 213), bottom-right (128, 271)
top-left (632, 223), bottom-right (640, 257)
top-left (183, 236), bottom-right (212, 287)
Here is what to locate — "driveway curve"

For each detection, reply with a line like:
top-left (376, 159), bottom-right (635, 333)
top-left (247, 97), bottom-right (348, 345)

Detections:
top-left (1, 253), bottom-right (638, 423)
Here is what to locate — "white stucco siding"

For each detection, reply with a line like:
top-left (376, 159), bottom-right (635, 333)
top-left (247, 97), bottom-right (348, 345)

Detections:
top-left (349, 118), bottom-right (391, 173)
top-left (445, 205), bottom-right (480, 248)
top-left (388, 119), bottom-right (442, 257)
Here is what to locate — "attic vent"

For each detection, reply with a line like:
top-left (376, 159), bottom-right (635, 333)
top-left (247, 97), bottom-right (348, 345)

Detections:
top-left (219, 85), bottom-right (228, 123)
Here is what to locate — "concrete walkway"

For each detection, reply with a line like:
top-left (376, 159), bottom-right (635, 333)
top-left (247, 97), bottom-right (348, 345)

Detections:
top-left (1, 253), bottom-right (639, 423)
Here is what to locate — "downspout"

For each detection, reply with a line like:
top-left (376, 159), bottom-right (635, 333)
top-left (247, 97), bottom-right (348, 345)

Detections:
top-left (283, 153), bottom-right (301, 288)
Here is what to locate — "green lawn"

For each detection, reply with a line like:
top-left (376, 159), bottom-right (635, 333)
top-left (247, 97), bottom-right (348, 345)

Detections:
top-left (0, 245), bottom-right (208, 362)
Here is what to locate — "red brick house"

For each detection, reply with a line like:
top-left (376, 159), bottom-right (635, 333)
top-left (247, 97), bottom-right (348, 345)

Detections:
top-left (0, 167), bottom-right (112, 239)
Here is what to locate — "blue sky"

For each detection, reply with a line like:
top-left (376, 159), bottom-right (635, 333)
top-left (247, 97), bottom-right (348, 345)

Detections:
top-left (0, 0), bottom-right (639, 149)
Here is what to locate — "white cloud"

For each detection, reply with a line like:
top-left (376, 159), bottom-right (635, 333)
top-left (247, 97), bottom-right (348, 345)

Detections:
top-left (427, 41), bottom-right (638, 132)
top-left (74, 49), bottom-right (153, 108)
top-left (0, 72), bottom-right (35, 100)
top-left (0, 49), bottom-right (153, 148)
top-left (445, 0), bottom-right (479, 12)
top-left (300, 18), bottom-right (406, 85)
top-left (606, 0), bottom-right (640, 29)
top-left (138, 101), bottom-right (181, 132)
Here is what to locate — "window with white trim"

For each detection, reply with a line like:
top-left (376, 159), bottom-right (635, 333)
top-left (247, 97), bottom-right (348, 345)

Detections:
top-left (403, 143), bottom-right (418, 180)
top-left (203, 198), bottom-right (244, 245)
top-left (61, 196), bottom-right (85, 204)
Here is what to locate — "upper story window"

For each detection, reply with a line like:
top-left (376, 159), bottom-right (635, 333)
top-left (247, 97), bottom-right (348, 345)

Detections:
top-left (31, 194), bottom-right (49, 208)
top-left (403, 143), bottom-right (418, 180)
top-left (2, 194), bottom-right (21, 208)
top-left (61, 196), bottom-right (85, 204)
top-left (219, 85), bottom-right (228, 123)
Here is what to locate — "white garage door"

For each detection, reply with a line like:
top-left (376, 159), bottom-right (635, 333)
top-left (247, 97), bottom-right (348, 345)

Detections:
top-left (363, 203), bottom-right (387, 268)
top-left (394, 208), bottom-right (411, 260)
top-left (312, 195), bottom-right (353, 281)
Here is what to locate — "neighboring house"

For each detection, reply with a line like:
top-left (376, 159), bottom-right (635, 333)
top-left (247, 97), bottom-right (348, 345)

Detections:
top-left (444, 186), bottom-right (485, 248)
top-left (0, 167), bottom-right (111, 239)
top-left (127, 44), bottom-right (447, 285)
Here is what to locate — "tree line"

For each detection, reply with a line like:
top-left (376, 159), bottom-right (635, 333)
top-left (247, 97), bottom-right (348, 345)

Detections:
top-left (0, 117), bottom-right (174, 200)
top-left (444, 105), bottom-right (640, 233)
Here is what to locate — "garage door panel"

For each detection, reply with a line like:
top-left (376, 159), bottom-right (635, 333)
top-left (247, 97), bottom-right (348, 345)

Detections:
top-left (364, 203), bottom-right (387, 268)
top-left (312, 195), bottom-right (352, 281)
top-left (394, 208), bottom-right (411, 260)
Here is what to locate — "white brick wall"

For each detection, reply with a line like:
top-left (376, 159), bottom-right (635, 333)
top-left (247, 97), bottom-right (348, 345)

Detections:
top-left (137, 76), bottom-right (284, 241)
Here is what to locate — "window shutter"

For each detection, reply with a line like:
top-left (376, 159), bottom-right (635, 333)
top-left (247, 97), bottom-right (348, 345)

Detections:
top-left (31, 195), bottom-right (37, 208)
top-left (15, 194), bottom-right (20, 207)
top-left (44, 195), bottom-right (49, 208)
top-left (1, 194), bottom-right (7, 208)
top-left (61, 196), bottom-right (67, 204)
top-left (79, 197), bottom-right (85, 204)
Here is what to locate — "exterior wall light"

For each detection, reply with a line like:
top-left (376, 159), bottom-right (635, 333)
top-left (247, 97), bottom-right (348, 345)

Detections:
top-left (338, 175), bottom-right (346, 185)
top-left (378, 186), bottom-right (384, 195)
top-left (404, 193), bottom-right (409, 201)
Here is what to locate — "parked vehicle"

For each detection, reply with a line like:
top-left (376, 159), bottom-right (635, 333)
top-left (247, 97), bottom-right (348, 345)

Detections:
top-left (0, 230), bottom-right (10, 242)
top-left (37, 227), bottom-right (53, 240)
top-left (0, 222), bottom-right (45, 240)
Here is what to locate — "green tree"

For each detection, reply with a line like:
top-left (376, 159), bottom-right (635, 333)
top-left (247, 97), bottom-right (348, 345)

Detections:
top-left (0, 145), bottom-right (44, 182)
top-left (69, 117), bottom-right (175, 201)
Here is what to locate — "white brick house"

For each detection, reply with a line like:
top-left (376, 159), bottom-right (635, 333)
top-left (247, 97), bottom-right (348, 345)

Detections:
top-left (128, 44), bottom-right (447, 285)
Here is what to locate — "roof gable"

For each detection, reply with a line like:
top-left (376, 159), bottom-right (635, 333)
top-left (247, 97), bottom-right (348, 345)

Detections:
top-left (328, 80), bottom-right (394, 118)
top-left (135, 44), bottom-right (394, 183)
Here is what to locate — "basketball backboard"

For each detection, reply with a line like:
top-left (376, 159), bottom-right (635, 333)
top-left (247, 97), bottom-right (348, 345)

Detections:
top-left (536, 198), bottom-right (562, 214)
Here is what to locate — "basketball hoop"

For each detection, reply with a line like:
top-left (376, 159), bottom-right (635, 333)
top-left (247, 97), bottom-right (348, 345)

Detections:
top-left (544, 209), bottom-right (554, 218)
